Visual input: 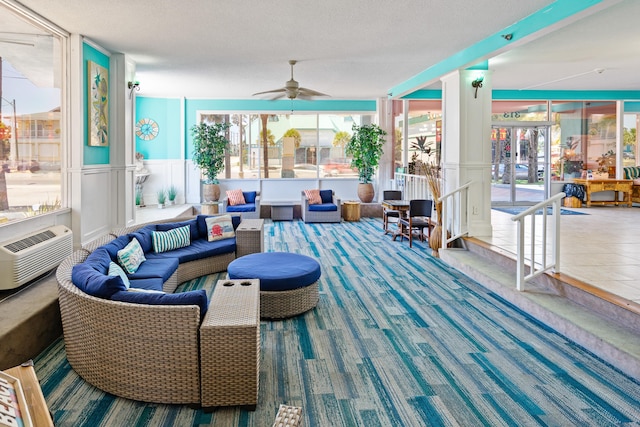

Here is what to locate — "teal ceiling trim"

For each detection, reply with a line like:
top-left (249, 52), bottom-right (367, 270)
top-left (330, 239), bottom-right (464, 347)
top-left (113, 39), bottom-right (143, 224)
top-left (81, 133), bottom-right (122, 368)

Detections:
top-left (624, 102), bottom-right (640, 112)
top-left (466, 61), bottom-right (489, 71)
top-left (401, 90), bottom-right (443, 100)
top-left (493, 90), bottom-right (640, 100)
top-left (388, 0), bottom-right (604, 98)
top-left (184, 99), bottom-right (375, 112)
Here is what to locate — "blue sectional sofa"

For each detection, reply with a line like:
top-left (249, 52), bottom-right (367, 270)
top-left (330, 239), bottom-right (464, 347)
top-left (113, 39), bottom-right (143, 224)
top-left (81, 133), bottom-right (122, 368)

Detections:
top-left (55, 214), bottom-right (263, 405)
top-left (623, 166), bottom-right (640, 204)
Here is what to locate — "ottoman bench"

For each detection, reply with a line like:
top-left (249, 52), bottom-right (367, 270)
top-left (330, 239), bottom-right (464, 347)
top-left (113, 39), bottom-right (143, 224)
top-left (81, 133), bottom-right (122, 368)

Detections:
top-left (227, 252), bottom-right (320, 319)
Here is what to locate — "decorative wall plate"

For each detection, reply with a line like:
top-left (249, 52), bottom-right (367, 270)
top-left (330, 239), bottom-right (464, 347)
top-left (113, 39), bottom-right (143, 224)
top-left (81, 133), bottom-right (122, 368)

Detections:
top-left (135, 118), bottom-right (159, 141)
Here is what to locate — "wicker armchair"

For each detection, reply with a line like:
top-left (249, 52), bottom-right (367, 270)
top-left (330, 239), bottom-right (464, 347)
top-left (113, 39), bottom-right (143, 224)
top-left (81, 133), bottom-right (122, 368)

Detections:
top-left (222, 190), bottom-right (261, 219)
top-left (301, 190), bottom-right (342, 223)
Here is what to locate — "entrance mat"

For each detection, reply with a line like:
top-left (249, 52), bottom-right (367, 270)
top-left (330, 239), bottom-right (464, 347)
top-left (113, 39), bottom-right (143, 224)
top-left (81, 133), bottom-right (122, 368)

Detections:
top-left (492, 206), bottom-right (588, 215)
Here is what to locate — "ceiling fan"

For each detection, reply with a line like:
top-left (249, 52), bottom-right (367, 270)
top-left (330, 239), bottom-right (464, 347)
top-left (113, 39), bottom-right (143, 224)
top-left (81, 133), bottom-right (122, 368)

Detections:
top-left (252, 60), bottom-right (329, 100)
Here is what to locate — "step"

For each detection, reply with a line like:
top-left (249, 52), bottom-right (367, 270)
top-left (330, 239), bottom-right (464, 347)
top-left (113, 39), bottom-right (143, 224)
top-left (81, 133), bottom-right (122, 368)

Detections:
top-left (439, 239), bottom-right (640, 382)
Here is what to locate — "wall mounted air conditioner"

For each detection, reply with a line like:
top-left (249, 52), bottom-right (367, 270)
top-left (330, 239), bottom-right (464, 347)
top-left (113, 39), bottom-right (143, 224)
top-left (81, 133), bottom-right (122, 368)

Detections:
top-left (0, 225), bottom-right (73, 290)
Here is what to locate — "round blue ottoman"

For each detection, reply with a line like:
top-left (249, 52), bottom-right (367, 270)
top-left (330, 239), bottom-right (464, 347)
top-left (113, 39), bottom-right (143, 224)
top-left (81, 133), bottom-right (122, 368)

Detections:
top-left (227, 252), bottom-right (321, 319)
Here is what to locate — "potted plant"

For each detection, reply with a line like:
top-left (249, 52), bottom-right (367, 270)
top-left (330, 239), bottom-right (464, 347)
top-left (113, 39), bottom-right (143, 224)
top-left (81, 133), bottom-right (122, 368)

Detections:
top-left (135, 188), bottom-right (143, 207)
top-left (190, 121), bottom-right (231, 201)
top-left (167, 185), bottom-right (178, 205)
top-left (157, 188), bottom-right (167, 208)
top-left (345, 123), bottom-right (387, 203)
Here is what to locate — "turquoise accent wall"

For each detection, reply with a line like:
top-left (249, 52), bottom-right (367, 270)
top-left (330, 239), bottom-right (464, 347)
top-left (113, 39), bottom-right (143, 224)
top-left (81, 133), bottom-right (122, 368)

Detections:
top-left (83, 43), bottom-right (110, 165)
top-left (135, 97), bottom-right (182, 160)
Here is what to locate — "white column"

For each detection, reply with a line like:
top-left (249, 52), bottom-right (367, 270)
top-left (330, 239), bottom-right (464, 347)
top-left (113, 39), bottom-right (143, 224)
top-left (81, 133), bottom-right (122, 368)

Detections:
top-left (441, 69), bottom-right (493, 236)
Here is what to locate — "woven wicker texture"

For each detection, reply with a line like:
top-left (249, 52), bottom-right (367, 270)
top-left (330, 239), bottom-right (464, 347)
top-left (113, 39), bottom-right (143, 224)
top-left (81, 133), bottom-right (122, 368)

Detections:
top-left (236, 219), bottom-right (265, 258)
top-left (55, 214), bottom-right (264, 405)
top-left (261, 281), bottom-right (319, 319)
top-left (301, 191), bottom-right (341, 223)
top-left (200, 279), bottom-right (260, 409)
top-left (56, 252), bottom-right (202, 404)
top-left (272, 404), bottom-right (303, 427)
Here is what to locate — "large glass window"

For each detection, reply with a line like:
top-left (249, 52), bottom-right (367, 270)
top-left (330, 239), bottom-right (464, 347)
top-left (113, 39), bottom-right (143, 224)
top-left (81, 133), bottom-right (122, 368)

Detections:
top-left (406, 100), bottom-right (442, 173)
top-left (0, 6), bottom-right (63, 222)
top-left (550, 101), bottom-right (617, 180)
top-left (624, 113), bottom-right (638, 167)
top-left (198, 112), bottom-right (373, 179)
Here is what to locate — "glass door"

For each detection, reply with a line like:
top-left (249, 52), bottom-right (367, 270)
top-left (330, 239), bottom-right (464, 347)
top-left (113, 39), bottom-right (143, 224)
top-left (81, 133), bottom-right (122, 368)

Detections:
top-left (491, 123), bottom-right (550, 206)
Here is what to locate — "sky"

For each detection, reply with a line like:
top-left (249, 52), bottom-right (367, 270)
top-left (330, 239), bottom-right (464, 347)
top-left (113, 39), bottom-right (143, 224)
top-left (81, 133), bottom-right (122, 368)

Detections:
top-left (1, 60), bottom-right (60, 116)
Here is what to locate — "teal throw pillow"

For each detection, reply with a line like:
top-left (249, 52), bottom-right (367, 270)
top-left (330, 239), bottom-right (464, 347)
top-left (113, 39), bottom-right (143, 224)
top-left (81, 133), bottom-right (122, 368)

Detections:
top-left (108, 261), bottom-right (130, 289)
top-left (117, 237), bottom-right (146, 274)
top-left (152, 225), bottom-right (191, 253)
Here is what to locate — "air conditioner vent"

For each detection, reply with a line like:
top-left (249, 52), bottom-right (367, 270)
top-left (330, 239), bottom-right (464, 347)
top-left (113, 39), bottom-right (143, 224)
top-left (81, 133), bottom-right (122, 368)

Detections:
top-left (0, 225), bottom-right (73, 290)
top-left (4, 230), bottom-right (56, 253)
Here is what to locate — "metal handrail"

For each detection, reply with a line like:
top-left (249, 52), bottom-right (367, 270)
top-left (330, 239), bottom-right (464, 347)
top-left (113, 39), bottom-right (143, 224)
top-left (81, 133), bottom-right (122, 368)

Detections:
top-left (510, 192), bottom-right (565, 291)
top-left (439, 182), bottom-right (472, 247)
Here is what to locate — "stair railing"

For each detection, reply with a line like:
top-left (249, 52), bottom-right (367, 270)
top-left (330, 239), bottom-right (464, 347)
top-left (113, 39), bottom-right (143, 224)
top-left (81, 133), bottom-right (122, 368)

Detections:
top-left (510, 192), bottom-right (565, 291)
top-left (439, 182), bottom-right (472, 247)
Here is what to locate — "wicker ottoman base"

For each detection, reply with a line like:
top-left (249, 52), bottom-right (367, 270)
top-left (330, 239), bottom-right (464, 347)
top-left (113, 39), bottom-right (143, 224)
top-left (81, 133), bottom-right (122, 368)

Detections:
top-left (261, 281), bottom-right (319, 319)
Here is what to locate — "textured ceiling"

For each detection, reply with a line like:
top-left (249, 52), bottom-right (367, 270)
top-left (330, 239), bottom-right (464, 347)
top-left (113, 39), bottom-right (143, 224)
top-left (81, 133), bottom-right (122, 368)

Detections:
top-left (3, 0), bottom-right (639, 99)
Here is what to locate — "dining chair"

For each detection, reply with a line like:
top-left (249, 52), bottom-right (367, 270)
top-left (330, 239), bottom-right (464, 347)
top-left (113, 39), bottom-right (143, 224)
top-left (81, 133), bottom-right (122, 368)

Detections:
top-left (382, 190), bottom-right (402, 232)
top-left (398, 199), bottom-right (433, 247)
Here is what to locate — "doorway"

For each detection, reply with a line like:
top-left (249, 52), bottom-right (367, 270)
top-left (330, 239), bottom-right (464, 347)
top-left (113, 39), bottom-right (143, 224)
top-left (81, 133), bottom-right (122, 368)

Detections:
top-left (491, 123), bottom-right (551, 206)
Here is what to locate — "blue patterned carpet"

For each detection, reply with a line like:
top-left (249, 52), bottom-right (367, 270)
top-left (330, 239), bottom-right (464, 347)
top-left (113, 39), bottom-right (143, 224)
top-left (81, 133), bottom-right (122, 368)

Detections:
top-left (35, 218), bottom-right (640, 426)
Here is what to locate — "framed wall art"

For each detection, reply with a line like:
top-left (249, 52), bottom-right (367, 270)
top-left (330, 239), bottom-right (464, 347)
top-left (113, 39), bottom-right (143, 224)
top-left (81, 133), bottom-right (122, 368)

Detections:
top-left (87, 60), bottom-right (109, 146)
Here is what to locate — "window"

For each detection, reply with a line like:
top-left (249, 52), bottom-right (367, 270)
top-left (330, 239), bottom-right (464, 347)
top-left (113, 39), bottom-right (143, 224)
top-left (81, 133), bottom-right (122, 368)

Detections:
top-left (198, 112), bottom-right (373, 179)
top-left (0, 5), bottom-right (63, 222)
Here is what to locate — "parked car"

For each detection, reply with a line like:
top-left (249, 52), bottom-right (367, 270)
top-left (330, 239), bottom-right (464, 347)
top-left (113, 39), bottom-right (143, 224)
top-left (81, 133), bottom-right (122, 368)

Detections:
top-left (492, 163), bottom-right (535, 180)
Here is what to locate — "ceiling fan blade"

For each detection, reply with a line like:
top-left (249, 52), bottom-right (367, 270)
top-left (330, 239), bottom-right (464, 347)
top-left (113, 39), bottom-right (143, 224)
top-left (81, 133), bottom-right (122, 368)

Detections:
top-left (252, 88), bottom-right (286, 96)
top-left (299, 87), bottom-right (329, 97)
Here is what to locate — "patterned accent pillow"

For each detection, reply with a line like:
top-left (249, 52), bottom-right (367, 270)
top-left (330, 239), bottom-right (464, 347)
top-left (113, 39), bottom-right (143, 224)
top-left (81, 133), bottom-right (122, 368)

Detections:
top-left (205, 214), bottom-right (236, 242)
top-left (304, 189), bottom-right (322, 205)
top-left (152, 225), bottom-right (191, 253)
top-left (227, 189), bottom-right (246, 206)
top-left (117, 238), bottom-right (146, 274)
top-left (108, 261), bottom-right (130, 289)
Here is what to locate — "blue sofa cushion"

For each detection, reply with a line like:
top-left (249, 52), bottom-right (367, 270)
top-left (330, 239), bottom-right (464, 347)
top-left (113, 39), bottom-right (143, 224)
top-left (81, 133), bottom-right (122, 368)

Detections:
top-left (228, 252), bottom-right (321, 292)
top-left (130, 225), bottom-right (156, 253)
top-left (128, 277), bottom-right (165, 291)
top-left (309, 203), bottom-right (337, 212)
top-left (226, 203), bottom-right (256, 213)
top-left (101, 235), bottom-right (133, 261)
top-left (156, 219), bottom-right (199, 241)
top-left (144, 237), bottom-right (236, 264)
top-left (110, 289), bottom-right (208, 320)
top-left (243, 191), bottom-right (257, 203)
top-left (319, 189), bottom-right (333, 204)
top-left (108, 261), bottom-right (130, 289)
top-left (127, 257), bottom-right (179, 282)
top-left (196, 214), bottom-right (241, 238)
top-left (72, 250), bottom-right (128, 299)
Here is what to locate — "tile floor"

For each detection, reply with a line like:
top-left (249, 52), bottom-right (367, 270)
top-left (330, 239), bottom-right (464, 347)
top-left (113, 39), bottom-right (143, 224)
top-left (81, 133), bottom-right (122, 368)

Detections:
top-left (482, 206), bottom-right (640, 304)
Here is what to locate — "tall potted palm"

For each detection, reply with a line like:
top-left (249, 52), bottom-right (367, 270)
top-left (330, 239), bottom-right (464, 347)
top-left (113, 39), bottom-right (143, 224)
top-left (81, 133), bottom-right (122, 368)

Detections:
top-left (345, 123), bottom-right (387, 203)
top-left (191, 121), bottom-right (231, 202)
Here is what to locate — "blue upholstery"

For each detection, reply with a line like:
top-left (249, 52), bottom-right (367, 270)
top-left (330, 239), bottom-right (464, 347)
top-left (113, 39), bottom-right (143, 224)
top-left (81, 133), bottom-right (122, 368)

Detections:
top-left (144, 237), bottom-right (236, 263)
top-left (100, 235), bottom-right (132, 260)
top-left (226, 203), bottom-right (256, 213)
top-left (127, 277), bottom-right (165, 291)
top-left (127, 257), bottom-right (179, 282)
top-left (319, 189), bottom-right (333, 204)
top-left (309, 203), bottom-right (338, 212)
top-left (228, 252), bottom-right (321, 291)
top-left (72, 249), bottom-right (128, 298)
top-left (111, 289), bottom-right (209, 320)
top-left (243, 191), bottom-right (257, 203)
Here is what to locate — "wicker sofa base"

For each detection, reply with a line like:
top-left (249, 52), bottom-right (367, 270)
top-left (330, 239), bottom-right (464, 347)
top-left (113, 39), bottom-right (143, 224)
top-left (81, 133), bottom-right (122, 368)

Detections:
top-left (260, 282), bottom-right (319, 319)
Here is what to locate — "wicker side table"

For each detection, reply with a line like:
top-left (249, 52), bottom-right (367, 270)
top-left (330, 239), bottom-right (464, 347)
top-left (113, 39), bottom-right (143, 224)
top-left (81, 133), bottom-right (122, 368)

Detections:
top-left (236, 218), bottom-right (264, 258)
top-left (200, 279), bottom-right (260, 411)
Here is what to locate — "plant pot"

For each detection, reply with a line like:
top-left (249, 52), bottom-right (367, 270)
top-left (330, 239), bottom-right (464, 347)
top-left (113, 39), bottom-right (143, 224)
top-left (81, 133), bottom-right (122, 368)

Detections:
top-left (357, 183), bottom-right (375, 203)
top-left (202, 183), bottom-right (220, 202)
top-left (158, 203), bottom-right (164, 209)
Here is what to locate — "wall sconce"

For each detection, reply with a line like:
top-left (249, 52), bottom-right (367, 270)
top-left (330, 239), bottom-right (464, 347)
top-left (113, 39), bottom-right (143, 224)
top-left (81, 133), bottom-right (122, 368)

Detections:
top-left (128, 81), bottom-right (140, 99)
top-left (471, 76), bottom-right (484, 98)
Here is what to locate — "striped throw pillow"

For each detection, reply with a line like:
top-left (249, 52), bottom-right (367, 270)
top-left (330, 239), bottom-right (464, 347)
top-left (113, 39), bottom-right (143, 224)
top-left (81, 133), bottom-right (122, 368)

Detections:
top-left (227, 189), bottom-right (246, 206)
top-left (304, 189), bottom-right (322, 205)
top-left (205, 214), bottom-right (235, 242)
top-left (152, 225), bottom-right (191, 253)
top-left (117, 238), bottom-right (146, 274)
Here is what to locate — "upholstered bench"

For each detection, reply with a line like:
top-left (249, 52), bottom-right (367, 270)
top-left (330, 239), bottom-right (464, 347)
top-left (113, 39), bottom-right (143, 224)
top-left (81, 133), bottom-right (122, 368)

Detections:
top-left (227, 252), bottom-right (320, 319)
